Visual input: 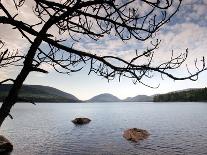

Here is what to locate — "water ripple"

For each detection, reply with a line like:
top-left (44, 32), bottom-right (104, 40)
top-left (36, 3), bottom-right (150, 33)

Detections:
top-left (1, 102), bottom-right (207, 155)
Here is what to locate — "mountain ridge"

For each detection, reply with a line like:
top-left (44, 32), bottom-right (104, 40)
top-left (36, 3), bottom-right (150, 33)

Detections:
top-left (1, 84), bottom-right (206, 103)
top-left (0, 84), bottom-right (80, 102)
top-left (86, 93), bottom-right (121, 102)
top-left (123, 95), bottom-right (153, 102)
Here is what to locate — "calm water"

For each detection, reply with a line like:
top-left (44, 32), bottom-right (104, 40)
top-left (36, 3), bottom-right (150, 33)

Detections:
top-left (1, 102), bottom-right (207, 155)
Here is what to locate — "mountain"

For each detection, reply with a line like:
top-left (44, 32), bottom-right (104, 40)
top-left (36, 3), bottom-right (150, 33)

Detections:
top-left (87, 93), bottom-right (121, 102)
top-left (0, 84), bottom-right (80, 102)
top-left (124, 95), bottom-right (153, 102)
top-left (154, 88), bottom-right (207, 102)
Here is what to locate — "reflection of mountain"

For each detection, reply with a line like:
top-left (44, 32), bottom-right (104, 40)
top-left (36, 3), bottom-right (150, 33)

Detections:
top-left (0, 84), bottom-right (80, 102)
top-left (124, 95), bottom-right (153, 102)
top-left (87, 93), bottom-right (121, 102)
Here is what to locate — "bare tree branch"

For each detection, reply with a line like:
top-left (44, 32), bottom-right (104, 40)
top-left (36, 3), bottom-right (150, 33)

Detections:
top-left (0, 41), bottom-right (24, 68)
top-left (0, 79), bottom-right (15, 85)
top-left (0, 0), bottom-right (206, 126)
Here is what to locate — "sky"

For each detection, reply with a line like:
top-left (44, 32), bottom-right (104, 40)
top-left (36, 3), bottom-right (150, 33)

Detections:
top-left (1, 0), bottom-right (207, 100)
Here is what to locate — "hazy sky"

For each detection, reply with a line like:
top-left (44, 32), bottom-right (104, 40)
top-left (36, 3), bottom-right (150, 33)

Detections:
top-left (1, 0), bottom-right (207, 100)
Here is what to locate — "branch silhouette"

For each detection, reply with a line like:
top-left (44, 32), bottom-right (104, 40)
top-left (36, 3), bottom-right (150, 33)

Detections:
top-left (0, 0), bottom-right (206, 126)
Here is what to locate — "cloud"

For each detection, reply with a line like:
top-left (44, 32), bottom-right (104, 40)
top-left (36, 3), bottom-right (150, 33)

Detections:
top-left (0, 69), bottom-right (9, 81)
top-left (0, 0), bottom-right (207, 79)
top-left (157, 23), bottom-right (207, 59)
top-left (0, 25), bottom-right (27, 50)
top-left (0, 0), bottom-right (39, 51)
top-left (0, 65), bottom-right (19, 83)
top-left (171, 0), bottom-right (207, 26)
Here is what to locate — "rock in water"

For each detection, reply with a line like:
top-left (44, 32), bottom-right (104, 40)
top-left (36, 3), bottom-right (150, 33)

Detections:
top-left (72, 118), bottom-right (91, 125)
top-left (123, 128), bottom-right (150, 142)
top-left (0, 135), bottom-right (13, 153)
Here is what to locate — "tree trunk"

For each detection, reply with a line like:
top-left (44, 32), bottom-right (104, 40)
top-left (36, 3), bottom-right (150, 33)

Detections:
top-left (0, 37), bottom-right (42, 128)
top-left (0, 15), bottom-right (55, 128)
top-left (0, 67), bottom-right (30, 127)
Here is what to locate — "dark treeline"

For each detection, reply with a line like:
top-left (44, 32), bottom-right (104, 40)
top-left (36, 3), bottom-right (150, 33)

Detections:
top-left (154, 88), bottom-right (207, 102)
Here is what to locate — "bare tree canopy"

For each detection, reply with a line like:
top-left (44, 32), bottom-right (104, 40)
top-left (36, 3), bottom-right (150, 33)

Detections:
top-left (0, 0), bottom-right (206, 126)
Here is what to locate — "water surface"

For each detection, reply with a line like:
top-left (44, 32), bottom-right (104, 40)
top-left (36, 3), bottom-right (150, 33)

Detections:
top-left (1, 102), bottom-right (207, 155)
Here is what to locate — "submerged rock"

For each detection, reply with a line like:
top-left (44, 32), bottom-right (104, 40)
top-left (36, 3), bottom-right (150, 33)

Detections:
top-left (0, 135), bottom-right (13, 153)
top-left (123, 128), bottom-right (150, 142)
top-left (72, 117), bottom-right (91, 125)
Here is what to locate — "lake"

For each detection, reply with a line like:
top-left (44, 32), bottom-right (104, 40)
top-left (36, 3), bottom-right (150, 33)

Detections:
top-left (1, 102), bottom-right (207, 155)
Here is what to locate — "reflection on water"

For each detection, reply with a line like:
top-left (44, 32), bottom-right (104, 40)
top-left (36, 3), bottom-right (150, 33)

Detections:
top-left (1, 102), bottom-right (207, 155)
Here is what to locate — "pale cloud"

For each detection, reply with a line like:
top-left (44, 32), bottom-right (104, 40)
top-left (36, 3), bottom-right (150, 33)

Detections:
top-left (158, 23), bottom-right (207, 58)
top-left (0, 25), bottom-right (28, 50)
top-left (193, 4), bottom-right (206, 16)
top-left (39, 63), bottom-right (54, 72)
top-left (0, 69), bottom-right (9, 81)
top-left (127, 22), bottom-right (207, 74)
top-left (0, 0), bottom-right (207, 80)
top-left (0, 66), bottom-right (19, 82)
top-left (0, 0), bottom-right (39, 51)
top-left (32, 63), bottom-right (54, 77)
top-left (72, 21), bottom-right (207, 73)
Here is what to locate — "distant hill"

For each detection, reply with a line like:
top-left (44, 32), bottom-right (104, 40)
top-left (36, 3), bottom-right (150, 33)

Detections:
top-left (0, 84), bottom-right (80, 102)
top-left (154, 88), bottom-right (207, 102)
top-left (124, 95), bottom-right (153, 102)
top-left (3, 84), bottom-right (205, 103)
top-left (87, 93), bottom-right (121, 102)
